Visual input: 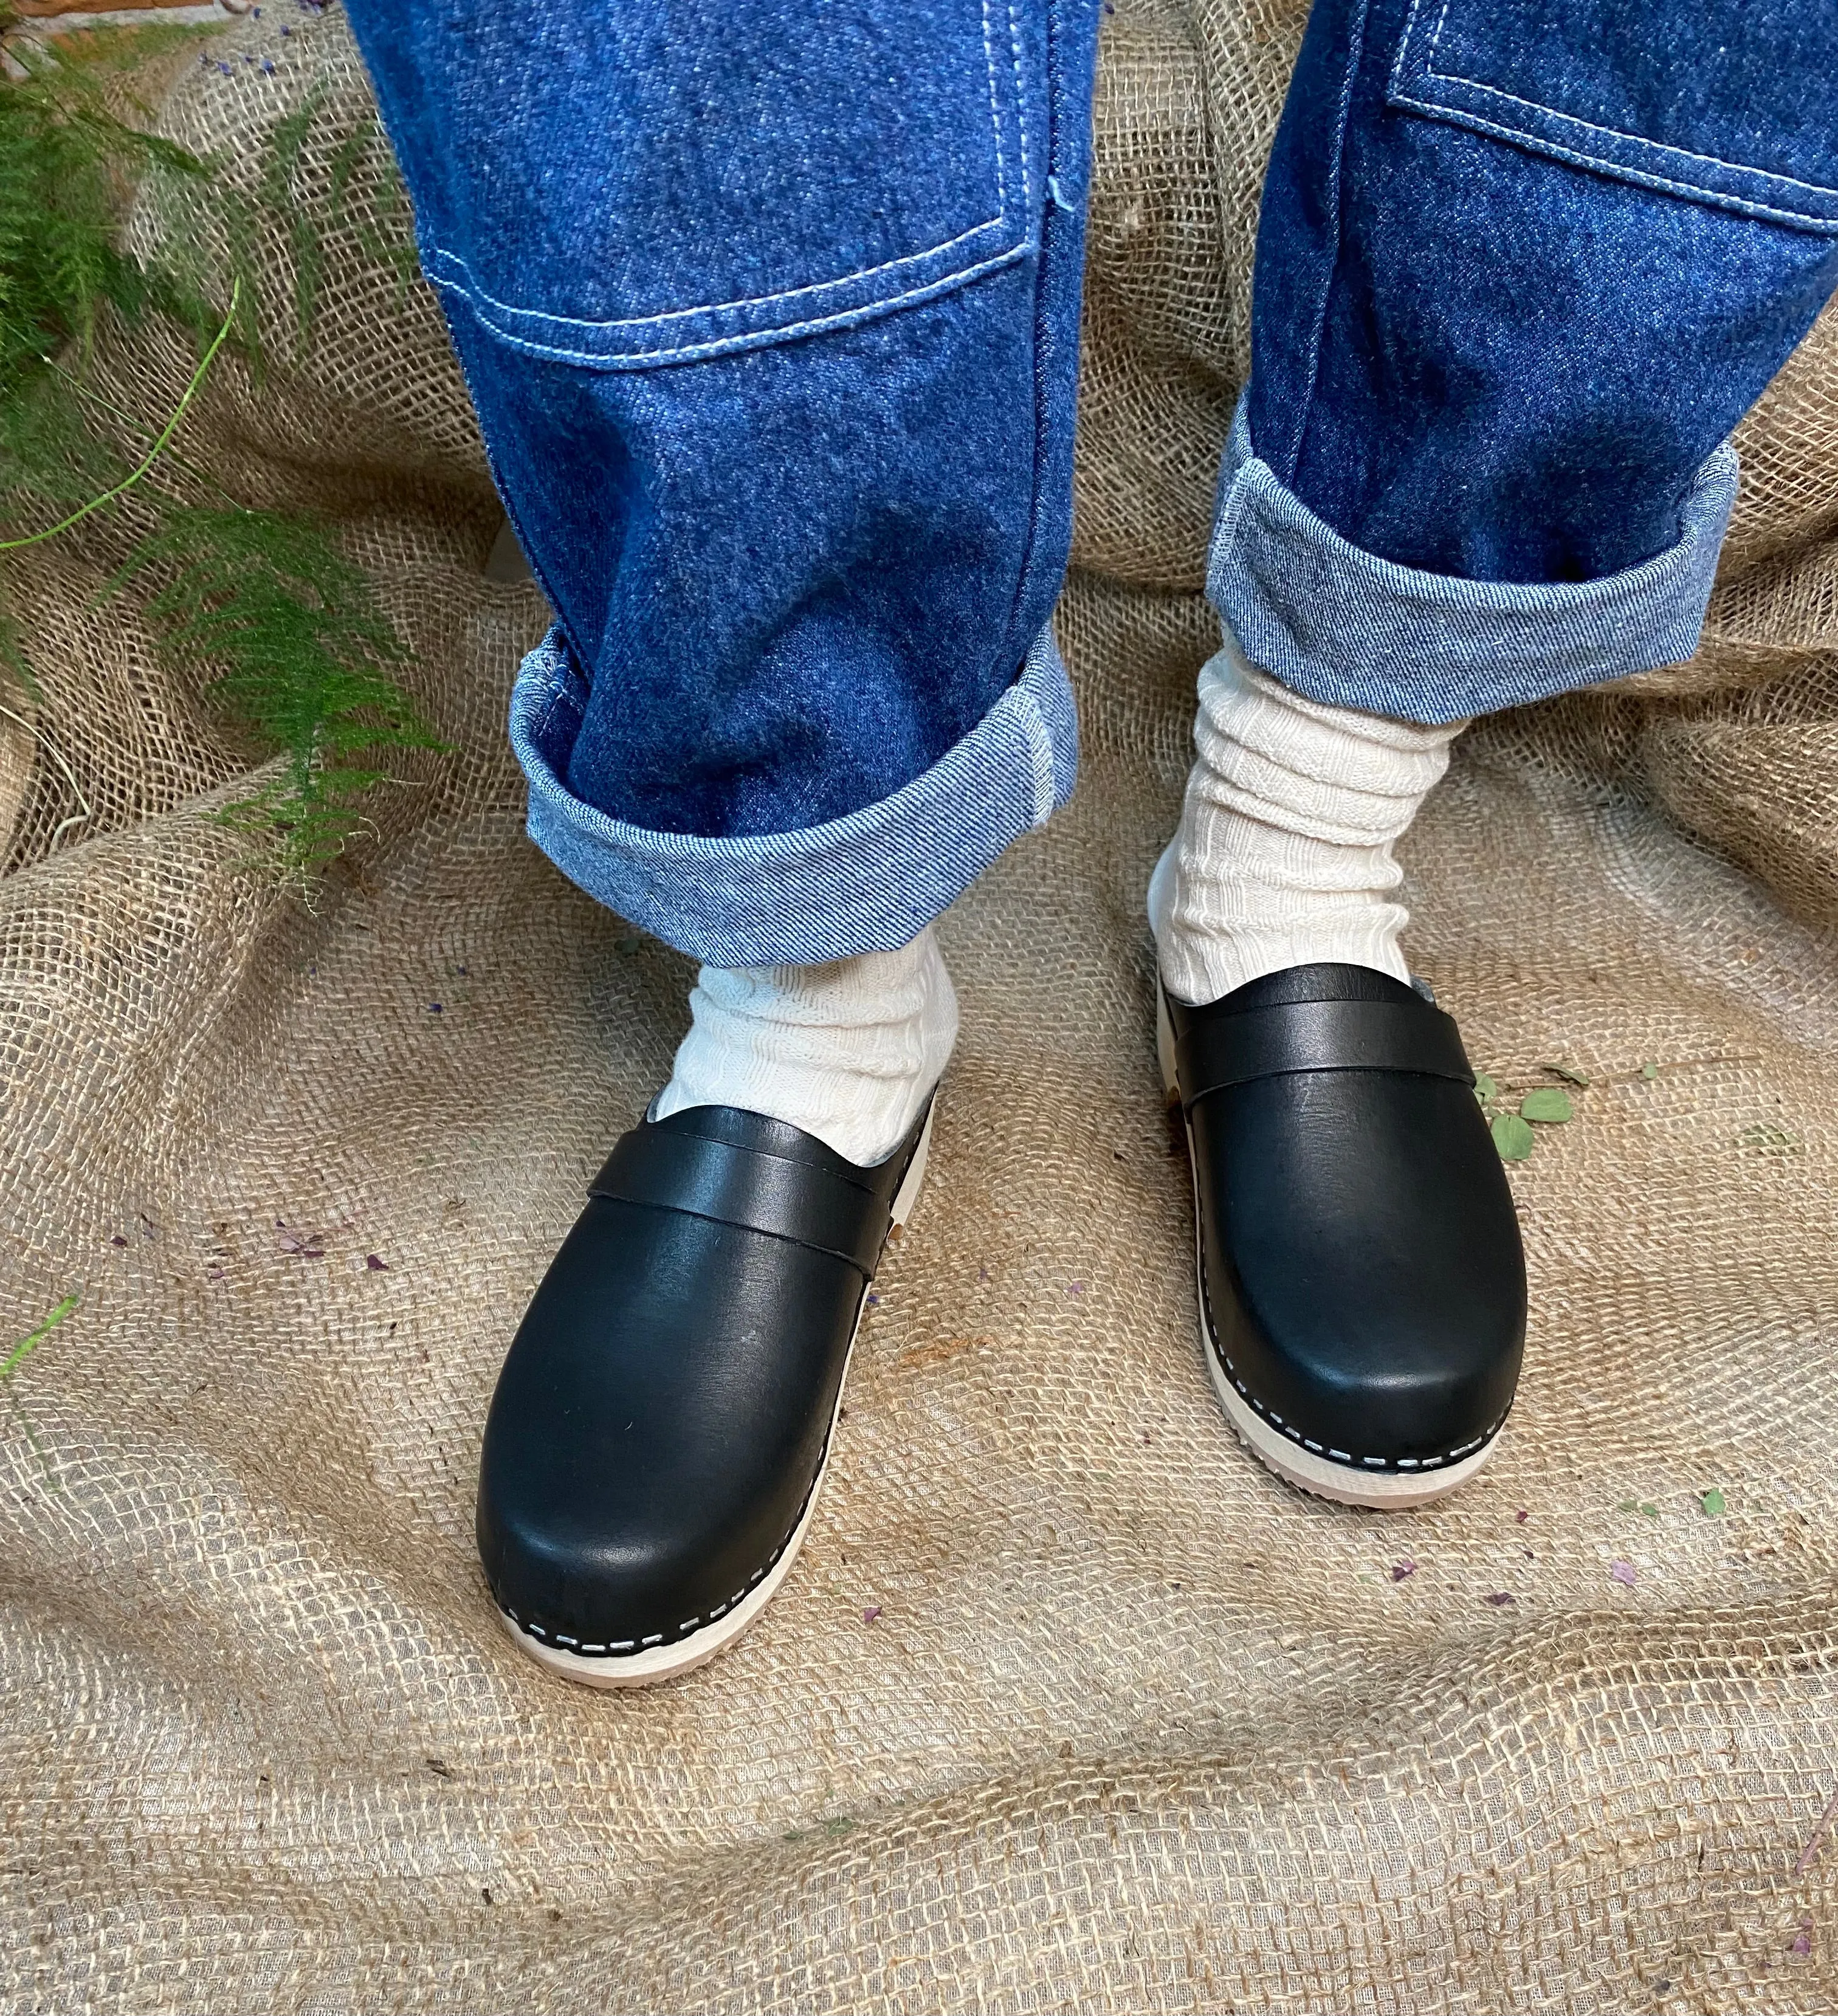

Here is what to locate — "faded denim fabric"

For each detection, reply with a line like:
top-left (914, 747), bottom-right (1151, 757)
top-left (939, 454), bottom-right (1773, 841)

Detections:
top-left (510, 623), bottom-right (1076, 967)
top-left (1227, 0), bottom-right (1838, 718)
top-left (345, 0), bottom-right (1838, 961)
top-left (1214, 401), bottom-right (1742, 723)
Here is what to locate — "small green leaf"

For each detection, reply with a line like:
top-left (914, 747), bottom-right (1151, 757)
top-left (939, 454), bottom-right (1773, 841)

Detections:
top-left (1739, 1123), bottom-right (1802, 1155)
top-left (1700, 1488), bottom-right (1726, 1517)
top-left (1639, 1502), bottom-right (1659, 1519)
top-left (1641, 1061), bottom-right (1659, 1081)
top-left (1617, 1499), bottom-right (1640, 1513)
top-left (1520, 1088), bottom-right (1574, 1124)
top-left (2, 1291), bottom-right (80, 1382)
top-left (1491, 1113), bottom-right (1535, 1161)
top-left (1538, 1062), bottom-right (1591, 1087)
top-left (1473, 1073), bottom-right (1499, 1102)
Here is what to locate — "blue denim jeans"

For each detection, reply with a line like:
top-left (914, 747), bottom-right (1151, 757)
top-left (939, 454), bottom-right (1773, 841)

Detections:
top-left (346, 0), bottom-right (1838, 965)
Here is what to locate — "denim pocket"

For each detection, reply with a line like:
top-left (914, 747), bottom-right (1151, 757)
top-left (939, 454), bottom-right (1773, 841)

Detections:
top-left (365, 0), bottom-right (1036, 369)
top-left (1388, 0), bottom-right (1838, 234)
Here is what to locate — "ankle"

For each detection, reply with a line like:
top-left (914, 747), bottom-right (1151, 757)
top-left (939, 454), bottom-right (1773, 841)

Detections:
top-left (653, 926), bottom-right (957, 1165)
top-left (1151, 640), bottom-right (1464, 1007)
top-left (1149, 839), bottom-right (1414, 1000)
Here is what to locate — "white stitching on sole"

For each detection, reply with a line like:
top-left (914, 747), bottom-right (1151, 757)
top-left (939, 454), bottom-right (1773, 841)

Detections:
top-left (1158, 988), bottom-right (1510, 1504)
top-left (496, 1103), bottom-right (934, 1688)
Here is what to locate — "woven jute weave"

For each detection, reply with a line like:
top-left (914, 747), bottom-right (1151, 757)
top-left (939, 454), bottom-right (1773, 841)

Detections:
top-left (3, 6), bottom-right (1836, 2010)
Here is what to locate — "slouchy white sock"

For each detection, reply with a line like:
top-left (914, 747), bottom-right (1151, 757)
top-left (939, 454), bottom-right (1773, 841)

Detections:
top-left (1149, 638), bottom-right (1465, 1006)
top-left (652, 925), bottom-right (957, 1167)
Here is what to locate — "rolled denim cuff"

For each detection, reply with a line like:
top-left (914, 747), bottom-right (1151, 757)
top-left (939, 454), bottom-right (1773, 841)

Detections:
top-left (509, 624), bottom-right (1078, 967)
top-left (1209, 396), bottom-right (1740, 723)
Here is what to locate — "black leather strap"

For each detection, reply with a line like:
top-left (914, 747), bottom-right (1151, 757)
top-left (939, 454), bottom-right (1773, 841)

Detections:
top-left (1175, 996), bottom-right (1474, 1108)
top-left (588, 1125), bottom-right (890, 1277)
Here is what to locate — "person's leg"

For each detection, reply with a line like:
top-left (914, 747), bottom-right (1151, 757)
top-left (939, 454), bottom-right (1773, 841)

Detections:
top-left (350, 1), bottom-right (1096, 1160)
top-left (343, 0), bottom-right (1102, 1682)
top-left (1157, 0), bottom-right (1838, 1507)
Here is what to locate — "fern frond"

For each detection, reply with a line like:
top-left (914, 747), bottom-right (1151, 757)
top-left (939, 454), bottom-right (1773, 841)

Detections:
top-left (0, 30), bottom-right (210, 401)
top-left (1, 22), bottom-right (442, 886)
top-left (112, 506), bottom-right (446, 881)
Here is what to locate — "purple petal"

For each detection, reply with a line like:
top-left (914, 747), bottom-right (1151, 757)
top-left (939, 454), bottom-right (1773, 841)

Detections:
top-left (1610, 1560), bottom-right (1637, 1586)
top-left (1391, 1561), bottom-right (1417, 1582)
top-left (366, 1254), bottom-right (388, 1271)
top-left (861, 1606), bottom-right (881, 1625)
top-left (1485, 1591), bottom-right (1515, 1606)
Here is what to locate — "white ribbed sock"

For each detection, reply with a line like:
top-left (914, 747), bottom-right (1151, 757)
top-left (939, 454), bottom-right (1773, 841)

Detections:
top-left (1149, 636), bottom-right (1465, 1006)
top-left (652, 924), bottom-right (957, 1167)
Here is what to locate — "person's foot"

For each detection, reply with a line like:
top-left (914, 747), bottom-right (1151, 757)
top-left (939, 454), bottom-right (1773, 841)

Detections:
top-left (478, 932), bottom-right (953, 1684)
top-left (477, 1096), bottom-right (933, 1684)
top-left (1159, 965), bottom-right (1524, 1506)
top-left (1151, 639), bottom-right (1524, 1505)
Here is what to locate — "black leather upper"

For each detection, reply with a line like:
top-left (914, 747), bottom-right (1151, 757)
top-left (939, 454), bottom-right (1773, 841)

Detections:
top-left (476, 1103), bottom-right (923, 1657)
top-left (587, 1108), bottom-right (897, 1276)
top-left (1168, 963), bottom-right (1527, 1471)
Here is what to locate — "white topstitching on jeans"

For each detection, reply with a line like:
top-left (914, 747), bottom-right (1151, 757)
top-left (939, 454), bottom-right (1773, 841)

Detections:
top-left (1389, 0), bottom-right (1838, 222)
top-left (436, 0), bottom-right (1031, 354)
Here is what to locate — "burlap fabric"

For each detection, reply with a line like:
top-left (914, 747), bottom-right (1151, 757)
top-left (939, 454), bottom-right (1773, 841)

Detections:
top-left (4, 7), bottom-right (1836, 2009)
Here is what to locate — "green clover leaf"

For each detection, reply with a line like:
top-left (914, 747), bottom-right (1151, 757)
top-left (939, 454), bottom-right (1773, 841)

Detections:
top-left (1491, 1113), bottom-right (1535, 1161)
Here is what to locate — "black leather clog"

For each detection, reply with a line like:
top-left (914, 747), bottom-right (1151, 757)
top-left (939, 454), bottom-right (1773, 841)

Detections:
top-left (1158, 963), bottom-right (1526, 1507)
top-left (477, 1098), bottom-right (932, 1685)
